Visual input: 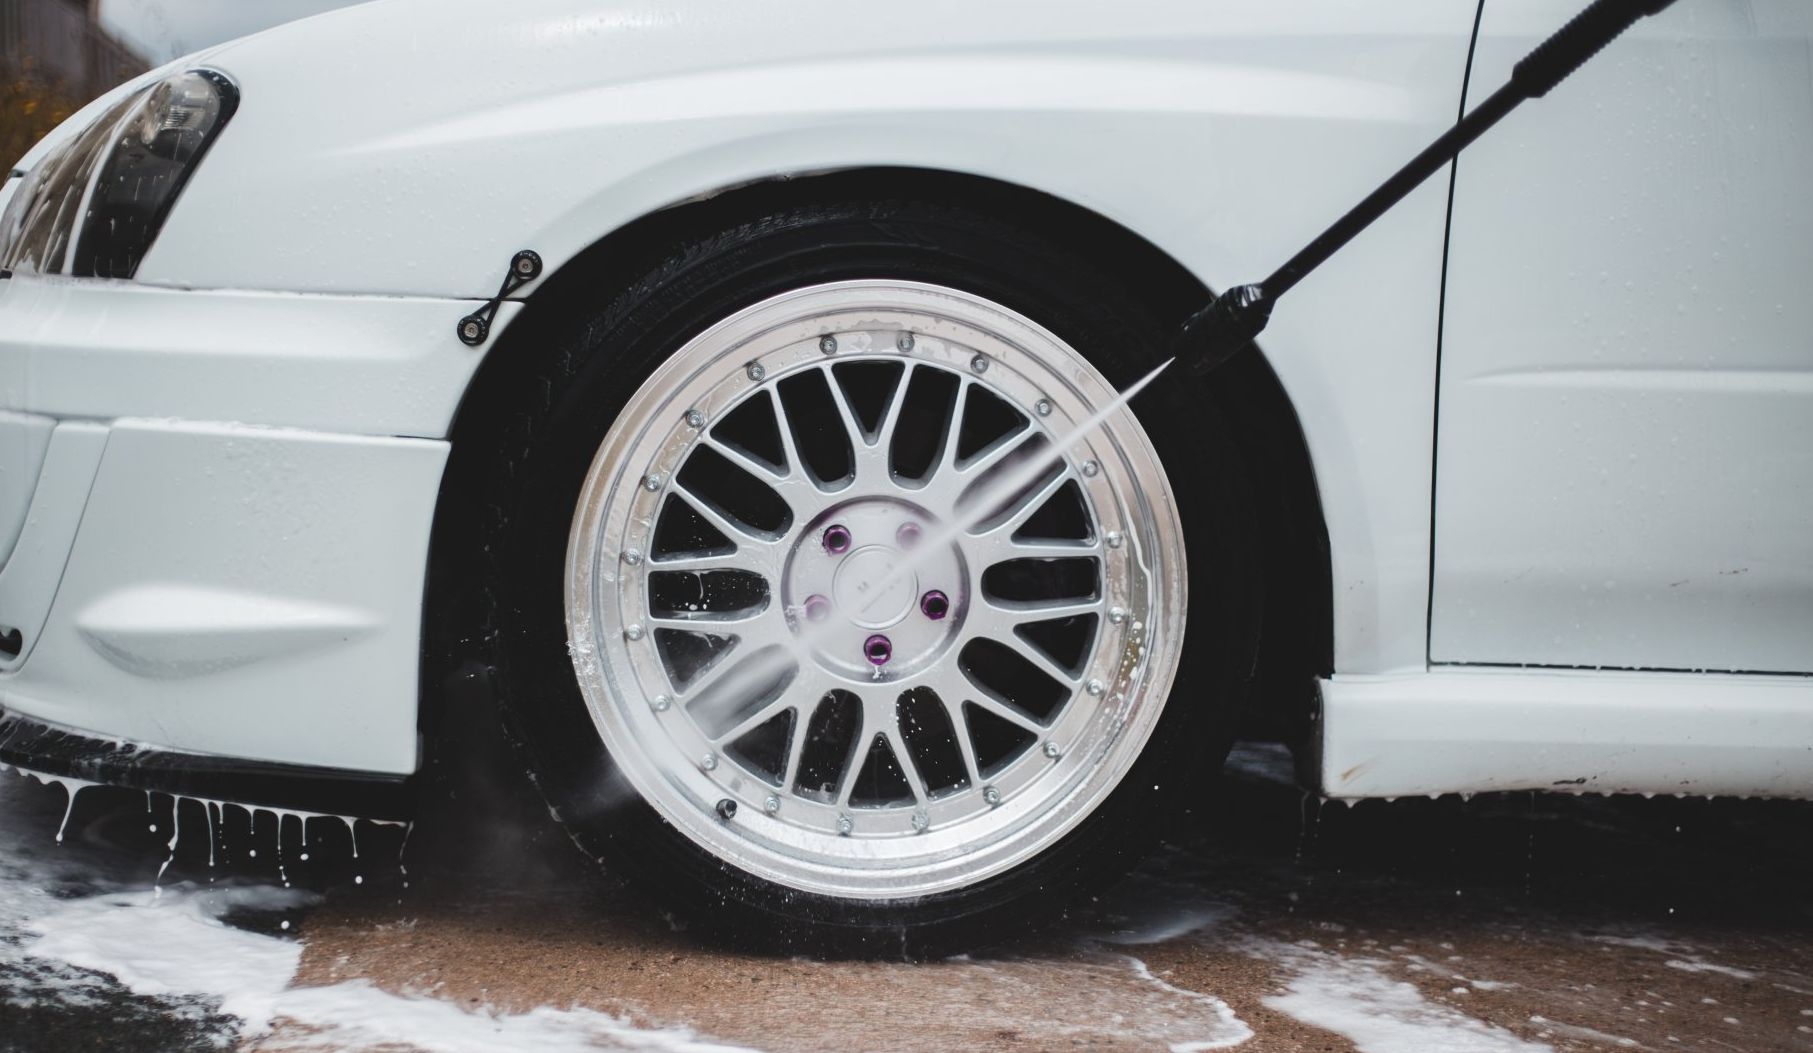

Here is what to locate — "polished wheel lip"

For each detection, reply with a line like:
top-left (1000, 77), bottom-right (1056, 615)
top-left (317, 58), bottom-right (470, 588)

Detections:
top-left (566, 280), bottom-right (1187, 900)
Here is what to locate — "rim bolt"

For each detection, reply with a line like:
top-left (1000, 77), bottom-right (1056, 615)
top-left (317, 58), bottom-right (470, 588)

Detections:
top-left (701, 752), bottom-right (718, 772)
top-left (910, 809), bottom-right (929, 833)
top-left (864, 634), bottom-right (893, 666)
top-left (1105, 530), bottom-right (1124, 549)
top-left (896, 331), bottom-right (915, 352)
top-left (1035, 399), bottom-right (1052, 417)
top-left (650, 694), bottom-right (671, 711)
top-left (746, 362), bottom-right (767, 382)
top-left (643, 474), bottom-right (663, 492)
top-left (625, 624), bottom-right (645, 641)
top-left (1081, 460), bottom-right (1099, 477)
top-left (982, 785), bottom-right (1001, 807)
top-left (819, 335), bottom-right (838, 355)
top-left (823, 524), bottom-right (852, 554)
top-left (1043, 741), bottom-right (1062, 760)
top-left (803, 594), bottom-right (831, 622)
top-left (623, 548), bottom-right (643, 566)
top-left (1108, 606), bottom-right (1127, 624)
top-left (837, 813), bottom-right (853, 836)
top-left (684, 409), bottom-right (706, 429)
top-left (920, 590), bottom-right (950, 621)
top-left (1087, 679), bottom-right (1106, 697)
top-left (970, 353), bottom-right (990, 374)
top-left (715, 798), bottom-right (736, 820)
top-left (764, 794), bottom-right (781, 814)
top-left (895, 521), bottom-right (922, 547)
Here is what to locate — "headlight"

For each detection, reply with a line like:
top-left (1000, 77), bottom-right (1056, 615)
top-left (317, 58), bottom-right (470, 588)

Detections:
top-left (0, 70), bottom-right (238, 280)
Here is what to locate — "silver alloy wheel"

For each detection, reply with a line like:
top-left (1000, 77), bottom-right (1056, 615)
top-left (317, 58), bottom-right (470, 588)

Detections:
top-left (566, 281), bottom-right (1186, 899)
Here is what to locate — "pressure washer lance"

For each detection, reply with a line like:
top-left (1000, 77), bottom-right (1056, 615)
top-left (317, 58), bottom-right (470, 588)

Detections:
top-left (1173, 0), bottom-right (1679, 376)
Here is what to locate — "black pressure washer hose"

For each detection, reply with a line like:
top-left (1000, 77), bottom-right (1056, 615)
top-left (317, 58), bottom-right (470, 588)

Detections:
top-left (1175, 0), bottom-right (1680, 375)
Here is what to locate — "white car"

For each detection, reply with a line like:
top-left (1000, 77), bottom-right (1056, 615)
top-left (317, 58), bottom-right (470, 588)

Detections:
top-left (1, 0), bottom-right (1807, 949)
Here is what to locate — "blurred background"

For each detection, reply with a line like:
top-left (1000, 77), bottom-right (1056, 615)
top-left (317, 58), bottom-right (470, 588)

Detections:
top-left (2, 0), bottom-right (364, 166)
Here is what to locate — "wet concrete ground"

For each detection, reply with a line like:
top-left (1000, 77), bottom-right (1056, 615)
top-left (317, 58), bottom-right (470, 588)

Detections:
top-left (2, 740), bottom-right (1810, 1053)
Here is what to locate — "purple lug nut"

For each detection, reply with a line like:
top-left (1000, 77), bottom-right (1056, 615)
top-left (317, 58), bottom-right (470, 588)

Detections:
top-left (863, 634), bottom-right (893, 666)
top-left (823, 524), bottom-right (852, 554)
top-left (920, 589), bottom-right (950, 620)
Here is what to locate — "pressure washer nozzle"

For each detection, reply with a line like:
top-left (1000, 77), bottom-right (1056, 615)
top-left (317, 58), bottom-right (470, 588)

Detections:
top-left (1175, 283), bottom-right (1273, 376)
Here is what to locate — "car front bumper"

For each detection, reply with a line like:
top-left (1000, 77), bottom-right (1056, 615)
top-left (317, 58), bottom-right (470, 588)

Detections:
top-left (0, 275), bottom-right (514, 777)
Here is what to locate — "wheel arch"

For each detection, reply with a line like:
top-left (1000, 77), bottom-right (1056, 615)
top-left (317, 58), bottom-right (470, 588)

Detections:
top-left (425, 167), bottom-right (1330, 753)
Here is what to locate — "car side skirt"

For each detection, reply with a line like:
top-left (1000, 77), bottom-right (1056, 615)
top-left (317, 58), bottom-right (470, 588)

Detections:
top-left (0, 711), bottom-right (409, 820)
top-left (1319, 669), bottom-right (1813, 800)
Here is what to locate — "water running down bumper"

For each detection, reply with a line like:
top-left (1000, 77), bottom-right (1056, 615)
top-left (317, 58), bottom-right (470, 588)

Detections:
top-left (0, 711), bottom-right (411, 820)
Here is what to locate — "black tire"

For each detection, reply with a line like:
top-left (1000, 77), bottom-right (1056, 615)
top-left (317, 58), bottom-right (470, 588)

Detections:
top-left (461, 194), bottom-right (1260, 955)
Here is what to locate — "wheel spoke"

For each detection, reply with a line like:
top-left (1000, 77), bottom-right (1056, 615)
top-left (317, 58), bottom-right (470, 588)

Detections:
top-left (833, 708), bottom-right (871, 808)
top-left (1002, 631), bottom-right (1083, 686)
top-left (673, 484), bottom-right (779, 544)
top-left (932, 378), bottom-right (974, 480)
top-left (702, 434), bottom-right (787, 482)
top-left (822, 370), bottom-right (869, 469)
top-left (883, 727), bottom-right (931, 806)
top-left (779, 695), bottom-right (818, 791)
top-left (673, 613), bottom-right (791, 700)
top-left (712, 672), bottom-right (812, 747)
top-left (870, 361), bottom-right (916, 454)
top-left (970, 467), bottom-right (1073, 541)
top-left (647, 608), bottom-right (767, 633)
top-left (983, 596), bottom-right (1106, 625)
top-left (960, 689), bottom-right (1045, 734)
top-left (968, 534), bottom-right (1100, 571)
top-left (765, 387), bottom-right (811, 487)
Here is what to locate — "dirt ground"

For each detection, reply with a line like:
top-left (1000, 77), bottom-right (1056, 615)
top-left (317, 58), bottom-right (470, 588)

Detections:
top-left (4, 737), bottom-right (1810, 1053)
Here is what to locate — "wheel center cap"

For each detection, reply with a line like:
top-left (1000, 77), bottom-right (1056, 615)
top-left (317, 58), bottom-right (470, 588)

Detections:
top-left (833, 546), bottom-right (917, 629)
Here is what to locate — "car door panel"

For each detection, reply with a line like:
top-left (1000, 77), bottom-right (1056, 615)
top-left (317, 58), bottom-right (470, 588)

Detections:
top-left (1434, 0), bottom-right (1813, 672)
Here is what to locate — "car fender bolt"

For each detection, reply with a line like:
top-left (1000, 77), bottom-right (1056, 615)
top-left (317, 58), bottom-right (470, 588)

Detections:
top-left (982, 785), bottom-right (1001, 807)
top-left (623, 548), bottom-right (643, 566)
top-left (864, 634), bottom-right (893, 666)
top-left (823, 524), bottom-right (852, 554)
top-left (1087, 679), bottom-right (1106, 697)
top-left (625, 624), bottom-right (645, 641)
top-left (920, 590), bottom-right (950, 621)
top-left (910, 809), bottom-right (929, 833)
top-left (715, 799), bottom-right (737, 820)
top-left (819, 335), bottom-right (838, 354)
top-left (896, 332), bottom-right (915, 352)
top-left (1035, 399), bottom-right (1052, 417)
top-left (1043, 742), bottom-right (1061, 759)
top-left (701, 752), bottom-right (718, 771)
top-left (746, 362), bottom-right (767, 382)
top-left (837, 813), bottom-right (853, 835)
top-left (460, 319), bottom-right (484, 342)
top-left (684, 409), bottom-right (706, 429)
top-left (643, 474), bottom-right (663, 492)
top-left (970, 353), bottom-right (990, 374)
top-left (764, 795), bottom-right (781, 814)
top-left (803, 594), bottom-right (831, 622)
top-left (895, 521), bottom-right (922, 547)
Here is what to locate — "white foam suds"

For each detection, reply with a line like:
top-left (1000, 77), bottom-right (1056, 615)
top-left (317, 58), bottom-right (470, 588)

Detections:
top-left (24, 882), bottom-right (760, 1053)
top-left (0, 770), bottom-right (766, 1053)
top-left (1255, 940), bottom-right (1553, 1053)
